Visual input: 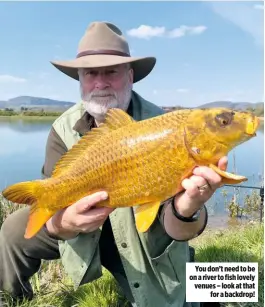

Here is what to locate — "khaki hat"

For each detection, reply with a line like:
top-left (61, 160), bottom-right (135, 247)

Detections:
top-left (50, 21), bottom-right (156, 83)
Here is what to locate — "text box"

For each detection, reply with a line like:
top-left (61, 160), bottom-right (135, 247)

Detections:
top-left (186, 262), bottom-right (258, 302)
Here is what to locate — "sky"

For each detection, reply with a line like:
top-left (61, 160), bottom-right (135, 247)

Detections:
top-left (0, 1), bottom-right (263, 108)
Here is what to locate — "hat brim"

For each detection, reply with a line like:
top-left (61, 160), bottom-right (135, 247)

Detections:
top-left (50, 54), bottom-right (156, 83)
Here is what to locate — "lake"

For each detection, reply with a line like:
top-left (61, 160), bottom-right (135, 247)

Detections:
top-left (0, 116), bottom-right (264, 225)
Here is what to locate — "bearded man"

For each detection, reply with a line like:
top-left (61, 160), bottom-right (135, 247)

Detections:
top-left (0, 21), bottom-right (227, 307)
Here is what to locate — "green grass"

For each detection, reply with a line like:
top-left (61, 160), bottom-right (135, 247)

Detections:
top-left (0, 193), bottom-right (263, 307)
top-left (191, 221), bottom-right (264, 307)
top-left (1, 263), bottom-right (130, 307)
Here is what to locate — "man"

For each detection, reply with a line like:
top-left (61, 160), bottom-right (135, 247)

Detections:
top-left (0, 21), bottom-right (227, 307)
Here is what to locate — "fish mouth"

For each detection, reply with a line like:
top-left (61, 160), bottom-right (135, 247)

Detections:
top-left (245, 116), bottom-right (260, 136)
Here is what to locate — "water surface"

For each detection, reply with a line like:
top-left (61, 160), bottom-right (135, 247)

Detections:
top-left (0, 116), bottom-right (263, 224)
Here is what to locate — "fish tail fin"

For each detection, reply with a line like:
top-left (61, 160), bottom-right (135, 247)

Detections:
top-left (2, 180), bottom-right (44, 205)
top-left (2, 180), bottom-right (54, 239)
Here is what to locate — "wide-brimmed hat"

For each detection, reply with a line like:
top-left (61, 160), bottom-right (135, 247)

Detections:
top-left (50, 21), bottom-right (156, 83)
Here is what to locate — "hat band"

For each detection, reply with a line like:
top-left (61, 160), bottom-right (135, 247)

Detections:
top-left (76, 49), bottom-right (130, 58)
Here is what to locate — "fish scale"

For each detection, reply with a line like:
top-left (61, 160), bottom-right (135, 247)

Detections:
top-left (1, 107), bottom-right (259, 238)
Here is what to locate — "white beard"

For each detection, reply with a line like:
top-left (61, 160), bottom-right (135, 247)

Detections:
top-left (81, 79), bottom-right (132, 124)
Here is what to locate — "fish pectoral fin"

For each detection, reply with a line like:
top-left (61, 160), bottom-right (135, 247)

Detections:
top-left (135, 201), bottom-right (161, 233)
top-left (209, 163), bottom-right (247, 184)
top-left (25, 204), bottom-right (54, 239)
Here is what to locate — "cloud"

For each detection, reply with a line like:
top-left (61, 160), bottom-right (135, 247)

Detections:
top-left (253, 4), bottom-right (264, 10)
top-left (168, 25), bottom-right (207, 38)
top-left (207, 2), bottom-right (264, 47)
top-left (0, 75), bottom-right (27, 83)
top-left (127, 25), bottom-right (165, 39)
top-left (127, 25), bottom-right (207, 40)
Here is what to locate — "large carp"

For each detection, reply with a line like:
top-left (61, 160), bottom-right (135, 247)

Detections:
top-left (2, 108), bottom-right (259, 238)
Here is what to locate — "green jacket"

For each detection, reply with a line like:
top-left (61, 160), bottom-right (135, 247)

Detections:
top-left (52, 91), bottom-right (197, 307)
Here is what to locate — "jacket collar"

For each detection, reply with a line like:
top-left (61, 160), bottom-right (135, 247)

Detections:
top-left (72, 111), bottom-right (96, 136)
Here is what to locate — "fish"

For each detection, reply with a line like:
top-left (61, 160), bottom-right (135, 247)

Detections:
top-left (2, 107), bottom-right (259, 239)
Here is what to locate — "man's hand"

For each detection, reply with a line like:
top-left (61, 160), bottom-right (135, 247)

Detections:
top-left (174, 156), bottom-right (228, 217)
top-left (163, 156), bottom-right (228, 241)
top-left (46, 191), bottom-right (113, 240)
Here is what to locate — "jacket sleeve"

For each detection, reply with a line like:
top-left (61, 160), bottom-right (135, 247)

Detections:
top-left (41, 127), bottom-right (68, 179)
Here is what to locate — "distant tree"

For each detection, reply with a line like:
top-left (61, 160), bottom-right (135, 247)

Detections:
top-left (246, 105), bottom-right (264, 117)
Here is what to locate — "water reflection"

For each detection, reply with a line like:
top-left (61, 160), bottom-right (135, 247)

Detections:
top-left (0, 117), bottom-right (54, 133)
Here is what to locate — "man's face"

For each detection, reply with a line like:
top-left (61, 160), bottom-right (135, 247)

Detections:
top-left (79, 64), bottom-right (134, 123)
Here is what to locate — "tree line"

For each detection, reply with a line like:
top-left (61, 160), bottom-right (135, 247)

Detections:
top-left (0, 108), bottom-right (63, 117)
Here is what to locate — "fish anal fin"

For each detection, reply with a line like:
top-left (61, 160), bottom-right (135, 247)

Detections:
top-left (209, 163), bottom-right (248, 184)
top-left (135, 201), bottom-right (161, 233)
top-left (52, 108), bottom-right (135, 178)
top-left (25, 205), bottom-right (54, 239)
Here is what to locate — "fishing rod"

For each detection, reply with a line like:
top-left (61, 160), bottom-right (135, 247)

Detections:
top-left (223, 184), bottom-right (263, 190)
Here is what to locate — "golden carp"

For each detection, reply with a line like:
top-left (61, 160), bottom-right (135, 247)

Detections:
top-left (2, 108), bottom-right (259, 239)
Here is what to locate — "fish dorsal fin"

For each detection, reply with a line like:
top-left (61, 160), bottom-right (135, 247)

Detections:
top-left (101, 108), bottom-right (135, 129)
top-left (52, 108), bottom-right (135, 178)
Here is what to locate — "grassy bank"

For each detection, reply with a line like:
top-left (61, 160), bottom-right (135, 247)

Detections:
top-left (0, 110), bottom-right (62, 119)
top-left (0, 115), bottom-right (59, 121)
top-left (0, 193), bottom-right (264, 307)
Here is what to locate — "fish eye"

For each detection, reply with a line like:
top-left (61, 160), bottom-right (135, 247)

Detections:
top-left (215, 112), bottom-right (234, 127)
top-left (221, 118), bottom-right (228, 125)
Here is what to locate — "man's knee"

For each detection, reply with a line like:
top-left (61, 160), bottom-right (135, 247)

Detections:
top-left (0, 207), bottom-right (29, 246)
top-left (1, 206), bottom-right (60, 261)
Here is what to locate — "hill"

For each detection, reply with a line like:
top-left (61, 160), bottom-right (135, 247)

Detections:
top-left (0, 96), bottom-right (263, 116)
top-left (197, 101), bottom-right (263, 110)
top-left (0, 96), bottom-right (75, 112)
top-left (162, 101), bottom-right (264, 116)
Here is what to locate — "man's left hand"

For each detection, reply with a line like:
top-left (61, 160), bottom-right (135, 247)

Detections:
top-left (173, 156), bottom-right (228, 217)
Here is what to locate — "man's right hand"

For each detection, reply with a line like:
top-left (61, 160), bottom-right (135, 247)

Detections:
top-left (45, 191), bottom-right (113, 240)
